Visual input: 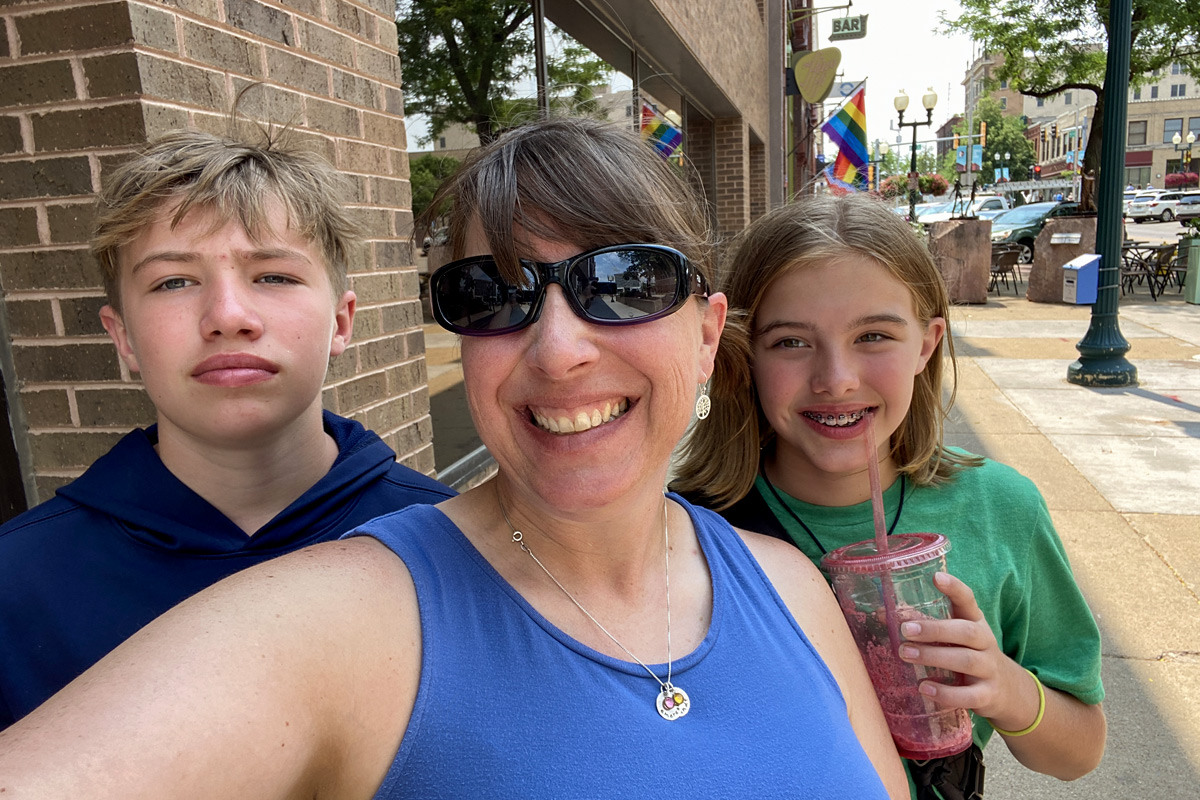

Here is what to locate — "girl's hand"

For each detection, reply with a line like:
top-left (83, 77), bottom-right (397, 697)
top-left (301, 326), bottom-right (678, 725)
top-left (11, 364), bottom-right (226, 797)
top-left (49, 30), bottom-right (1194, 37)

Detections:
top-left (895, 571), bottom-right (1041, 731)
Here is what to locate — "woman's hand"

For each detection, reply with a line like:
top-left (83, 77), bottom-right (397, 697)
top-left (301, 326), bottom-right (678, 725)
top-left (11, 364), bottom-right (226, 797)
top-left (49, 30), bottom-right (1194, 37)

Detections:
top-left (896, 571), bottom-right (1106, 779)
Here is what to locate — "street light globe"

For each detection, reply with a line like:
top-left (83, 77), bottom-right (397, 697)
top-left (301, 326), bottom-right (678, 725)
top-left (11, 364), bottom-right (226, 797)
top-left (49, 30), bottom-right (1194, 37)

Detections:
top-left (922, 88), bottom-right (938, 111)
top-left (1005, 152), bottom-right (1011, 160)
top-left (880, 141), bottom-right (890, 155)
top-left (1189, 132), bottom-right (1197, 145)
top-left (1173, 132), bottom-right (1183, 145)
top-left (894, 91), bottom-right (909, 113)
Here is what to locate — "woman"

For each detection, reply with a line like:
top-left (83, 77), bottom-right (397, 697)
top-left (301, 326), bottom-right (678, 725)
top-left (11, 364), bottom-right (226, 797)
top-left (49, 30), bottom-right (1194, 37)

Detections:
top-left (0, 120), bottom-right (907, 798)
top-left (674, 195), bottom-right (1105, 798)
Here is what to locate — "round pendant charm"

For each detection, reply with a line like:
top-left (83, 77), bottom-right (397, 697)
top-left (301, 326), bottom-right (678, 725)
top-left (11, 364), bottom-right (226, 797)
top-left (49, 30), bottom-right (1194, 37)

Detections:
top-left (694, 394), bottom-right (711, 420)
top-left (656, 684), bottom-right (690, 720)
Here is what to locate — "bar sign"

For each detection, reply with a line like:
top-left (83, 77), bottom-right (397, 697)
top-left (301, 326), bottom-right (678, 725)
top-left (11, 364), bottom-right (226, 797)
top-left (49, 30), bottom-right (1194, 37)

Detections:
top-left (830, 15), bottom-right (867, 41)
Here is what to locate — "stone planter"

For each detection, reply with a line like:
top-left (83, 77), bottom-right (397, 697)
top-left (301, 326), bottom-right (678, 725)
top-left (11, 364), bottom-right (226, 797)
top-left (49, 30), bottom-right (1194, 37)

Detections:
top-left (927, 219), bottom-right (991, 304)
top-left (1026, 216), bottom-right (1097, 303)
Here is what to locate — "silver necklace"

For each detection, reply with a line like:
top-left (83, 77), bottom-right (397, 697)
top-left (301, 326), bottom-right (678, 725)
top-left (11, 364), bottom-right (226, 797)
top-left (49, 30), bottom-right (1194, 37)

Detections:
top-left (501, 498), bottom-right (691, 721)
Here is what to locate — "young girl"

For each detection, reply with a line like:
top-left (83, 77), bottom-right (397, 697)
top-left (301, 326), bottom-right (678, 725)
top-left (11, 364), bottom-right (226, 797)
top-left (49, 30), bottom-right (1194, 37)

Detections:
top-left (674, 195), bottom-right (1105, 799)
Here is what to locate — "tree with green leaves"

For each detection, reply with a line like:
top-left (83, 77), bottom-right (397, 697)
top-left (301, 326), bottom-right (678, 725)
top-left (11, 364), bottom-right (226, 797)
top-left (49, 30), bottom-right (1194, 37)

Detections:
top-left (397, 2), bottom-right (611, 146)
top-left (947, 97), bottom-right (1037, 187)
top-left (944, 0), bottom-right (1200, 211)
top-left (409, 154), bottom-right (461, 230)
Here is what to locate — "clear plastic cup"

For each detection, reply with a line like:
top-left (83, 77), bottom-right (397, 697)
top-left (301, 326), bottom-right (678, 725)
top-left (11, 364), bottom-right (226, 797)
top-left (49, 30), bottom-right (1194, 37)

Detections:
top-left (821, 533), bottom-right (973, 760)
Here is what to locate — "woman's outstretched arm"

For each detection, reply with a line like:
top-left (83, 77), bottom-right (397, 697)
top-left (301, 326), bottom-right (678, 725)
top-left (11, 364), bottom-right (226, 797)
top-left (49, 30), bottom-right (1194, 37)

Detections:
top-left (0, 538), bottom-right (420, 800)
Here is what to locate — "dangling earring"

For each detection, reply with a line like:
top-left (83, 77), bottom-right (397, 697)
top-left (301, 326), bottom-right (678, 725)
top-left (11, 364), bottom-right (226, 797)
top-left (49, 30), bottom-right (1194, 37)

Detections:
top-left (694, 381), bottom-right (711, 420)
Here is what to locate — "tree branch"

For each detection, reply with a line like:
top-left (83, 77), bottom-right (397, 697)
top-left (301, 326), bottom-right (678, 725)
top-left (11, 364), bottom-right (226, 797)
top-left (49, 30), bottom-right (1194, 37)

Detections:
top-left (1020, 82), bottom-right (1102, 98)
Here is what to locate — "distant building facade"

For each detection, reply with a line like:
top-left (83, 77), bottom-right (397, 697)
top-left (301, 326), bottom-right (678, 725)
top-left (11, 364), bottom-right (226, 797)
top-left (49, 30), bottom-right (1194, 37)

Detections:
top-left (1125, 64), bottom-right (1200, 187)
top-left (962, 50), bottom-right (1199, 187)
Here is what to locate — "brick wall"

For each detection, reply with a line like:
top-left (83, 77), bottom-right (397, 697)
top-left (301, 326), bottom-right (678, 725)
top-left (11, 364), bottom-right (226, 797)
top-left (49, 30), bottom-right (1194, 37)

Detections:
top-left (749, 140), bottom-right (765, 222)
top-left (713, 117), bottom-right (750, 238)
top-left (683, 107), bottom-right (714, 225)
top-left (651, 0), bottom-right (768, 140)
top-left (0, 0), bottom-right (433, 502)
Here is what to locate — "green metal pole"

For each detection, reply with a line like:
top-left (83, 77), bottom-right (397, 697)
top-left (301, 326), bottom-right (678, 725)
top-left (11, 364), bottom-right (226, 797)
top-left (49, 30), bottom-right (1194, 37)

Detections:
top-left (1067, 0), bottom-right (1136, 387)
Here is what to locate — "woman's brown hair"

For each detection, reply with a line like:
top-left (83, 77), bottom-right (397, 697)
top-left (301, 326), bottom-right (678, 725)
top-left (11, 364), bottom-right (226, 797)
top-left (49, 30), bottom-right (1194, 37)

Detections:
top-left (417, 116), bottom-right (715, 288)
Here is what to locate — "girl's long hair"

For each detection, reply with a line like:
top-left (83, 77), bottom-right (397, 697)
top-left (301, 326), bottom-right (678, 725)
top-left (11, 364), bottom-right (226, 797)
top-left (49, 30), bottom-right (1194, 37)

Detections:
top-left (673, 194), bottom-right (980, 510)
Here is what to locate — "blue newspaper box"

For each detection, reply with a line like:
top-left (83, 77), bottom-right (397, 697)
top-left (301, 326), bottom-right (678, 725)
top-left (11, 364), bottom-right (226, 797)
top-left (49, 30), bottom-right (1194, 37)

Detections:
top-left (1062, 254), bottom-right (1099, 304)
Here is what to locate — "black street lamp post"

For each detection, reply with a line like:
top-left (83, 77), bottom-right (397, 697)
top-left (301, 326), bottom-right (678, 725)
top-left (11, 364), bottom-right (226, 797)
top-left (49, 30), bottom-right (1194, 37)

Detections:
top-left (994, 151), bottom-right (1011, 184)
top-left (895, 88), bottom-right (938, 221)
top-left (868, 139), bottom-right (890, 191)
top-left (1173, 131), bottom-right (1196, 181)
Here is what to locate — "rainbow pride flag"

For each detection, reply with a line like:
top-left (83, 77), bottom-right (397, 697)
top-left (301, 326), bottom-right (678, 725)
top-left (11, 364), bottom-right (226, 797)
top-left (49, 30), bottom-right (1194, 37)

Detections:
top-left (641, 103), bottom-right (683, 161)
top-left (821, 86), bottom-right (868, 194)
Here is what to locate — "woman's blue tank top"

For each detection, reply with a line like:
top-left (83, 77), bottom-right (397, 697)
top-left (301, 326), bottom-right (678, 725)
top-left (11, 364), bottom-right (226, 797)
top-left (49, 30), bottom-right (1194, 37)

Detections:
top-left (351, 495), bottom-right (889, 799)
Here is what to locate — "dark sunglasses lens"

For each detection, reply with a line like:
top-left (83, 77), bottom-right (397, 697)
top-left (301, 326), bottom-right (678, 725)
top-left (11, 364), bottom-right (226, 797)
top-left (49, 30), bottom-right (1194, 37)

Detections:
top-left (434, 260), bottom-right (538, 333)
top-left (570, 249), bottom-right (683, 321)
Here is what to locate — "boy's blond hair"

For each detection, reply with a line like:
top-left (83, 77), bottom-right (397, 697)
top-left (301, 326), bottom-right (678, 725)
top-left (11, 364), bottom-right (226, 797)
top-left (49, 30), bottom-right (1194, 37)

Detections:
top-left (92, 128), bottom-right (360, 309)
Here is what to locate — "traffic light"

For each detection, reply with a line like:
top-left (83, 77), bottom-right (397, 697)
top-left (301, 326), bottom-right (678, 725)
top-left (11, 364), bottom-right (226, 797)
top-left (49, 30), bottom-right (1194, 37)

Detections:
top-left (1033, 164), bottom-right (1042, 181)
top-left (1051, 123), bottom-right (1058, 139)
top-left (979, 121), bottom-right (987, 148)
top-left (1041, 129), bottom-right (1047, 143)
top-left (953, 134), bottom-right (960, 149)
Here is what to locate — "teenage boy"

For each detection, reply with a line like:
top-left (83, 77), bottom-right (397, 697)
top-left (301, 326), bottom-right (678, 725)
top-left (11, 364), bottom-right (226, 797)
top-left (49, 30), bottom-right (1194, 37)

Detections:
top-left (0, 130), bottom-right (453, 728)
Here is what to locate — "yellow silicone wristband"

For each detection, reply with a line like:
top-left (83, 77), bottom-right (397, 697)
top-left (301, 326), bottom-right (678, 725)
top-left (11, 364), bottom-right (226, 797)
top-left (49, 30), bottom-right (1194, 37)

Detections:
top-left (992, 668), bottom-right (1046, 737)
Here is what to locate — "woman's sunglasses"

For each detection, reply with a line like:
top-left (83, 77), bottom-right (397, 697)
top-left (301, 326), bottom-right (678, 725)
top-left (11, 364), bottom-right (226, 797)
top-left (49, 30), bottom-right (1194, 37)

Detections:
top-left (429, 244), bottom-right (709, 337)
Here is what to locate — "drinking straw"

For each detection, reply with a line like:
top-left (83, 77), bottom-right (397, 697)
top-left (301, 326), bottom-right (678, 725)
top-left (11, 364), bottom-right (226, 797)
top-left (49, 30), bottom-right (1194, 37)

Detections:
top-left (865, 411), bottom-right (902, 654)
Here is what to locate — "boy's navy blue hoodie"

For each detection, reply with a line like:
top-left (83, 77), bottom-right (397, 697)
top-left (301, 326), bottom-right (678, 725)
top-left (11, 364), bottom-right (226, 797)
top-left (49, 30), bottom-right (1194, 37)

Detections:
top-left (0, 411), bottom-right (454, 727)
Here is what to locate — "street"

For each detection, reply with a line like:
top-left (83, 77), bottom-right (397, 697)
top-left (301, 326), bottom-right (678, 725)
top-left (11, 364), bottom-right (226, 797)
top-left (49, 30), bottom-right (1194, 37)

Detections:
top-left (1125, 216), bottom-right (1192, 244)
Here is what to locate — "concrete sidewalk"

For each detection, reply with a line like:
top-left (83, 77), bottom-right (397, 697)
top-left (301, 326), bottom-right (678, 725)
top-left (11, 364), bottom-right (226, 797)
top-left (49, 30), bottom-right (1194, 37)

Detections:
top-left (944, 290), bottom-right (1200, 795)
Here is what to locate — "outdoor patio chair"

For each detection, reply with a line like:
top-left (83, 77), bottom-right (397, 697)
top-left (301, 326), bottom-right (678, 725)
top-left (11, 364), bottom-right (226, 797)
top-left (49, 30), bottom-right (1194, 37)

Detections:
top-left (990, 245), bottom-right (1023, 296)
top-left (1162, 245), bottom-right (1190, 294)
top-left (1121, 246), bottom-right (1158, 299)
top-left (1147, 244), bottom-right (1178, 298)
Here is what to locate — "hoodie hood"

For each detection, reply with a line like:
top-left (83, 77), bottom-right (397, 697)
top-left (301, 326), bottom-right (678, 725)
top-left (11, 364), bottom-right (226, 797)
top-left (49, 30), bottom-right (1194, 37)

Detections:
top-left (57, 411), bottom-right (398, 556)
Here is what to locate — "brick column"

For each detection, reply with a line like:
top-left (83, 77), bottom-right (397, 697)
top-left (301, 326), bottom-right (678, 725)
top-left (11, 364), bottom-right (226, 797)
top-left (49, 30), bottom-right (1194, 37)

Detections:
top-left (682, 106), bottom-right (714, 226)
top-left (713, 116), bottom-right (750, 239)
top-left (0, 0), bottom-right (433, 503)
top-left (749, 139), bottom-right (766, 222)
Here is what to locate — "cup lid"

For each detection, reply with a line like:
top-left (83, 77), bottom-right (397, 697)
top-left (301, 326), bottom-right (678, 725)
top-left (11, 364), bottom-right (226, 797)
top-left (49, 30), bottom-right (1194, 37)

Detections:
top-left (820, 532), bottom-right (950, 574)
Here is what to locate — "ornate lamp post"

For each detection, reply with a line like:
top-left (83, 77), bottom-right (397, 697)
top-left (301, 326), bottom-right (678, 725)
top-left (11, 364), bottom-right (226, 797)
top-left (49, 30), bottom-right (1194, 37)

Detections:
top-left (1172, 131), bottom-right (1196, 182)
top-left (868, 140), bottom-right (890, 191)
top-left (1068, 0), bottom-right (1135, 387)
top-left (895, 88), bottom-right (938, 221)
top-left (994, 151), bottom-right (1011, 184)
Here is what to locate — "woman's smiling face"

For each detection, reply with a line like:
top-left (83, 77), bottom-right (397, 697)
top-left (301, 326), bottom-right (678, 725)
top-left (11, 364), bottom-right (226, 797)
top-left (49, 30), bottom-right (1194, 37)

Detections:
top-left (458, 222), bottom-right (726, 512)
top-left (752, 256), bottom-right (944, 502)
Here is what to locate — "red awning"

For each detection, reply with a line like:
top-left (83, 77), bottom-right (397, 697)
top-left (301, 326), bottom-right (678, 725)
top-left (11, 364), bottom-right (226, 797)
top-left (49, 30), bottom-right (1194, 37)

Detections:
top-left (1125, 150), bottom-right (1153, 166)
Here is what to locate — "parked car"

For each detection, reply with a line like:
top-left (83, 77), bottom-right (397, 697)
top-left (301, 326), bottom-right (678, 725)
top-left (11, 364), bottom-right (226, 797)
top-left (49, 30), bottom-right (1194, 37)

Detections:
top-left (1122, 190), bottom-right (1138, 215)
top-left (901, 201), bottom-right (941, 219)
top-left (1176, 192), bottom-right (1200, 223)
top-left (977, 206), bottom-right (1009, 220)
top-left (1126, 190), bottom-right (1185, 223)
top-left (988, 201), bottom-right (1080, 264)
top-left (421, 227), bottom-right (449, 256)
top-left (912, 201), bottom-right (952, 222)
top-left (920, 194), bottom-right (1011, 223)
